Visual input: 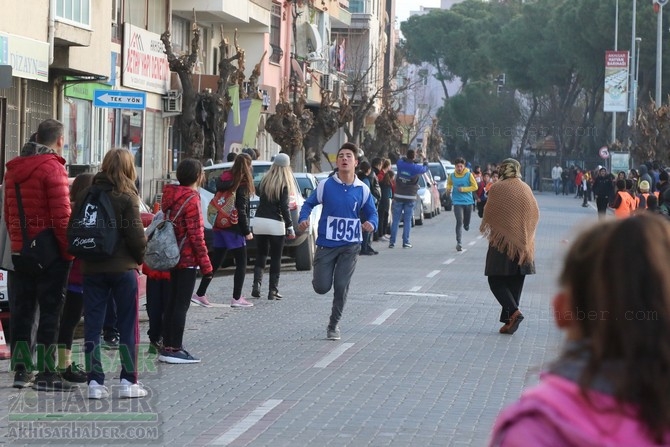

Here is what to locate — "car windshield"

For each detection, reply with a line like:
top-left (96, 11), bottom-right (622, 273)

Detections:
top-left (203, 164), bottom-right (271, 194)
top-left (418, 175), bottom-right (427, 188)
top-left (429, 164), bottom-right (446, 180)
top-left (296, 177), bottom-right (313, 198)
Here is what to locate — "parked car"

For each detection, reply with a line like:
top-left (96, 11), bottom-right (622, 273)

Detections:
top-left (293, 172), bottom-right (318, 199)
top-left (200, 160), bottom-right (320, 271)
top-left (313, 171), bottom-right (332, 184)
top-left (428, 162), bottom-right (448, 209)
top-left (417, 172), bottom-right (441, 218)
top-left (440, 160), bottom-right (456, 211)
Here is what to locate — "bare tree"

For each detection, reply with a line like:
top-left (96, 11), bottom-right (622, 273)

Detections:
top-left (161, 13), bottom-right (262, 161)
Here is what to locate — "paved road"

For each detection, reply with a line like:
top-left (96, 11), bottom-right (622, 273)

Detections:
top-left (0, 193), bottom-right (601, 446)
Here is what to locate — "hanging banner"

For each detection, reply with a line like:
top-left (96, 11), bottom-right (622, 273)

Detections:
top-left (604, 51), bottom-right (629, 112)
top-left (223, 99), bottom-right (263, 157)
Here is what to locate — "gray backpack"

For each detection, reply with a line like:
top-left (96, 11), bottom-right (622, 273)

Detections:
top-left (144, 195), bottom-right (194, 271)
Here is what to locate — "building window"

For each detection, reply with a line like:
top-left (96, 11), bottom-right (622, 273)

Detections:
top-left (171, 17), bottom-right (190, 56)
top-left (56, 0), bottom-right (91, 27)
top-left (124, 0), bottom-right (146, 28)
top-left (269, 5), bottom-right (282, 64)
top-left (147, 0), bottom-right (166, 34)
top-left (349, 0), bottom-right (364, 13)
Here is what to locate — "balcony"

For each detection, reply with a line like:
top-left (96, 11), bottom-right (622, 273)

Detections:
top-left (329, 0), bottom-right (352, 27)
top-left (53, 20), bottom-right (92, 47)
top-left (172, 0), bottom-right (270, 30)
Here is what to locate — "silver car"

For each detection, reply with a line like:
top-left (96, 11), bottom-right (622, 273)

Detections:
top-left (200, 161), bottom-right (318, 271)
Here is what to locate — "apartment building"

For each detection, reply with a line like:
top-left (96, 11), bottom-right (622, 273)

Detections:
top-left (0, 0), bottom-right (382, 199)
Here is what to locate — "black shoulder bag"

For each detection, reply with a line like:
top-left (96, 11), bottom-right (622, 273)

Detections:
top-left (11, 183), bottom-right (61, 275)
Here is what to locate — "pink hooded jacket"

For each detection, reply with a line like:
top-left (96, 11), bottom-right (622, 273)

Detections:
top-left (489, 373), bottom-right (670, 447)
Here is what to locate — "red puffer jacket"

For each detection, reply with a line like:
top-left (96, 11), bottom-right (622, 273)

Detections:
top-left (160, 184), bottom-right (212, 275)
top-left (3, 152), bottom-right (73, 260)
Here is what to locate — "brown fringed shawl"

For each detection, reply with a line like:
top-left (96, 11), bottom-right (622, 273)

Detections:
top-left (479, 177), bottom-right (539, 265)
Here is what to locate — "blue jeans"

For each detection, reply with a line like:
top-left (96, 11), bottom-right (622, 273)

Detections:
top-left (83, 270), bottom-right (139, 385)
top-left (390, 200), bottom-right (415, 246)
top-left (553, 179), bottom-right (561, 194)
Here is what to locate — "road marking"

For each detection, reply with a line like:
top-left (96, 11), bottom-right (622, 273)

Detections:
top-left (314, 343), bottom-right (354, 368)
top-left (385, 292), bottom-right (454, 298)
top-left (443, 258), bottom-right (455, 265)
top-left (210, 399), bottom-right (282, 445)
top-left (371, 308), bottom-right (397, 325)
top-left (426, 270), bottom-right (440, 278)
top-left (409, 286), bottom-right (421, 292)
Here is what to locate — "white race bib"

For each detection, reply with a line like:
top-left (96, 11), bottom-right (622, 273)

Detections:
top-left (326, 216), bottom-right (362, 242)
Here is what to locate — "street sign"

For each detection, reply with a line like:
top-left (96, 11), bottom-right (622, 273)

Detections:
top-left (599, 146), bottom-right (610, 159)
top-left (93, 89), bottom-right (146, 110)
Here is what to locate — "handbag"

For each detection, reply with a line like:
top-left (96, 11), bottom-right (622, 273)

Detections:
top-left (11, 183), bottom-right (61, 275)
top-left (251, 217), bottom-right (286, 236)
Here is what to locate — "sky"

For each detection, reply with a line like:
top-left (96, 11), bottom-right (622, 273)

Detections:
top-left (394, 0), bottom-right (442, 34)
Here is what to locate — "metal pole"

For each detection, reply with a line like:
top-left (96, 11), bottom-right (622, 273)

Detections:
top-left (656, 5), bottom-right (663, 106)
top-left (612, 0), bottom-right (619, 147)
top-left (628, 0), bottom-right (637, 127)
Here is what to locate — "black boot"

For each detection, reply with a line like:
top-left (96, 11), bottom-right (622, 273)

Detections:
top-left (251, 266), bottom-right (263, 298)
top-left (267, 274), bottom-right (282, 300)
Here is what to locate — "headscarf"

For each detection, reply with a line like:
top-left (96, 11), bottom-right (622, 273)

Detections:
top-left (498, 158), bottom-right (522, 180)
top-left (481, 158), bottom-right (539, 265)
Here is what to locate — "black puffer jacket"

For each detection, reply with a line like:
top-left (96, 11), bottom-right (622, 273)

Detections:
top-left (73, 173), bottom-right (146, 274)
top-left (216, 170), bottom-right (252, 236)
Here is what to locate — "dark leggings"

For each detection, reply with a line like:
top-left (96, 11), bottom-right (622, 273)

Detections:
top-left (146, 277), bottom-right (170, 344)
top-left (488, 275), bottom-right (526, 323)
top-left (196, 246), bottom-right (247, 299)
top-left (162, 268), bottom-right (198, 350)
top-left (57, 290), bottom-right (83, 350)
top-left (255, 234), bottom-right (285, 279)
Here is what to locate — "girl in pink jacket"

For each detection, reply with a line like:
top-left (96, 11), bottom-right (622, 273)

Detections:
top-left (490, 214), bottom-right (670, 446)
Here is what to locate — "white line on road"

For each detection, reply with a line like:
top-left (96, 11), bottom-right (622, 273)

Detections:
top-left (371, 308), bottom-right (397, 325)
top-left (314, 343), bottom-right (354, 368)
top-left (443, 258), bottom-right (455, 265)
top-left (210, 399), bottom-right (282, 445)
top-left (409, 286), bottom-right (421, 292)
top-left (426, 270), bottom-right (440, 278)
top-left (385, 292), bottom-right (454, 298)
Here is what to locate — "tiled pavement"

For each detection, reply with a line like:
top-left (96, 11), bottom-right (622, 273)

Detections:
top-left (0, 192), bottom-right (602, 446)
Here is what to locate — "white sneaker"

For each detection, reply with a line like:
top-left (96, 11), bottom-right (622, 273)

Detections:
top-left (88, 380), bottom-right (109, 399)
top-left (119, 379), bottom-right (147, 398)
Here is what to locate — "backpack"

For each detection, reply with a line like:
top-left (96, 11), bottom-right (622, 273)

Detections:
top-left (67, 186), bottom-right (119, 260)
top-left (144, 195), bottom-right (194, 271)
top-left (207, 189), bottom-right (238, 229)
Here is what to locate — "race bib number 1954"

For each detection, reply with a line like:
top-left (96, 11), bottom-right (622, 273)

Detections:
top-left (326, 216), bottom-right (362, 242)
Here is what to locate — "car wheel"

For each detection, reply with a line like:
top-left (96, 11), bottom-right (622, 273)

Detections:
top-left (416, 213), bottom-right (424, 225)
top-left (294, 232), bottom-right (315, 271)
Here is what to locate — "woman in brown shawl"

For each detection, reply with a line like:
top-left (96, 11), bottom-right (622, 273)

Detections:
top-left (480, 158), bottom-right (539, 334)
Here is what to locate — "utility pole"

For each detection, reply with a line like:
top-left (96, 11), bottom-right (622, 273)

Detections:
top-left (612, 0), bottom-right (618, 158)
top-left (655, 0), bottom-right (667, 106)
